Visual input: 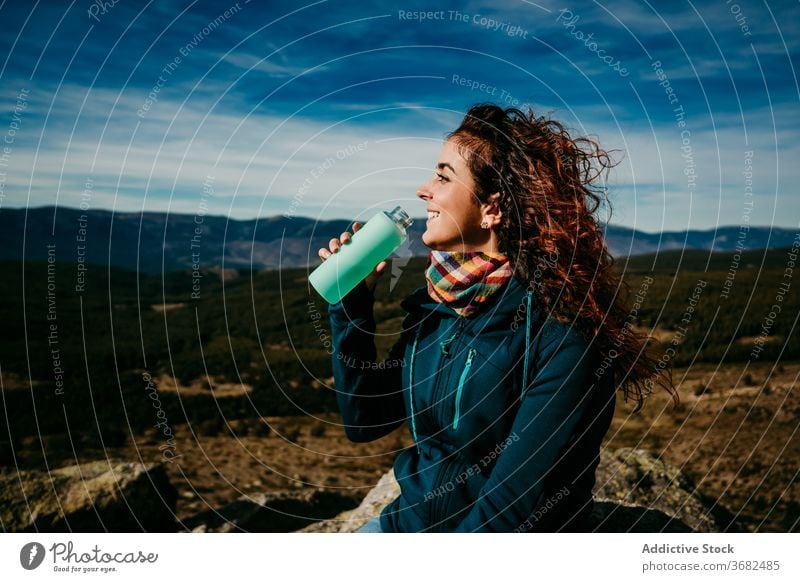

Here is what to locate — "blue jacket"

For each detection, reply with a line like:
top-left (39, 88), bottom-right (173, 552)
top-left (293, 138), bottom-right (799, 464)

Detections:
top-left (328, 274), bottom-right (617, 532)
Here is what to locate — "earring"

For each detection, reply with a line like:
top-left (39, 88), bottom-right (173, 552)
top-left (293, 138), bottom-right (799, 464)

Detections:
top-left (481, 221), bottom-right (490, 229)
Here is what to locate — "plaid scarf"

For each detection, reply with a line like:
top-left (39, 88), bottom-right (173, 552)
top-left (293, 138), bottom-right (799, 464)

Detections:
top-left (425, 250), bottom-right (514, 318)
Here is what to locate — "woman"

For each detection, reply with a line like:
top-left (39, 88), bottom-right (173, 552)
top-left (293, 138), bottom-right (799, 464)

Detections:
top-left (317, 103), bottom-right (676, 533)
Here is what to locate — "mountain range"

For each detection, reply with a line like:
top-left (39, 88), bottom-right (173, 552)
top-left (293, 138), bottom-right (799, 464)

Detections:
top-left (0, 205), bottom-right (795, 273)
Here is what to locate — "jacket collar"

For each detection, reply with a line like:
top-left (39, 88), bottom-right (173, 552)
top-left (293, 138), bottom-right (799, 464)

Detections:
top-left (401, 273), bottom-right (530, 323)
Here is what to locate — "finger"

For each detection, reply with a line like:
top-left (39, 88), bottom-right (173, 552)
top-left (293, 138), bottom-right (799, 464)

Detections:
top-left (341, 231), bottom-right (351, 244)
top-left (318, 248), bottom-right (331, 260)
top-left (329, 238), bottom-right (341, 253)
top-left (352, 221), bottom-right (362, 232)
top-left (375, 261), bottom-right (387, 273)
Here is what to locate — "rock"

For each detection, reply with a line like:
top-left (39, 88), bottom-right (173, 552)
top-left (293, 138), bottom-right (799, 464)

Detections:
top-left (298, 448), bottom-right (744, 532)
top-left (0, 461), bottom-right (178, 532)
top-left (591, 447), bottom-right (743, 532)
top-left (301, 470), bottom-right (399, 532)
top-left (181, 488), bottom-right (359, 532)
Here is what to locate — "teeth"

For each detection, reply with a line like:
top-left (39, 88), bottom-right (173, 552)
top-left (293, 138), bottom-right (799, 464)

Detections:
top-left (427, 211), bottom-right (440, 220)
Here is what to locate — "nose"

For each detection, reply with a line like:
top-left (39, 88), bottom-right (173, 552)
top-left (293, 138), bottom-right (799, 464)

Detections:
top-left (416, 180), bottom-right (432, 201)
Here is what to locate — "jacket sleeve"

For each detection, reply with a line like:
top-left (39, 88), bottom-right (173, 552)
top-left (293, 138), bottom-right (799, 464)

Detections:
top-left (451, 318), bottom-right (599, 532)
top-left (327, 279), bottom-right (408, 443)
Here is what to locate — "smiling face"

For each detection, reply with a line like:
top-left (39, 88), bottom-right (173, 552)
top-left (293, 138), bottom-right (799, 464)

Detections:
top-left (416, 139), bottom-right (500, 252)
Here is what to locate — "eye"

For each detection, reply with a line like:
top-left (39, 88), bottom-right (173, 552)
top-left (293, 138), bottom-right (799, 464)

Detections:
top-left (435, 172), bottom-right (449, 183)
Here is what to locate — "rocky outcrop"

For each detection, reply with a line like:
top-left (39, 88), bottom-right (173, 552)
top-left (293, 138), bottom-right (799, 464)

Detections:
top-left (300, 470), bottom-right (399, 533)
top-left (591, 448), bottom-right (742, 532)
top-left (182, 488), bottom-right (359, 532)
top-left (0, 461), bottom-right (178, 532)
top-left (3, 448), bottom-right (740, 533)
top-left (298, 448), bottom-right (744, 532)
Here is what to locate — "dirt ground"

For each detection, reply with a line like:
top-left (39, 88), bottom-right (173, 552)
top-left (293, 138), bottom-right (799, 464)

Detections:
top-left (601, 360), bottom-right (799, 532)
top-left (14, 361), bottom-right (799, 532)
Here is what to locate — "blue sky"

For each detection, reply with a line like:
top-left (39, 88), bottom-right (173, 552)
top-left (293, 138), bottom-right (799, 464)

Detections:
top-left (0, 0), bottom-right (797, 232)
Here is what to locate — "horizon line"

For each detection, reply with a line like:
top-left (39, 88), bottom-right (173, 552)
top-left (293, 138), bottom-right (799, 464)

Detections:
top-left (2, 203), bottom-right (795, 236)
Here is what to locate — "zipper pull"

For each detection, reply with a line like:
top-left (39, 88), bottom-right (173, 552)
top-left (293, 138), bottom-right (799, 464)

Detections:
top-left (440, 318), bottom-right (466, 356)
top-left (464, 348), bottom-right (476, 365)
top-left (440, 339), bottom-right (452, 356)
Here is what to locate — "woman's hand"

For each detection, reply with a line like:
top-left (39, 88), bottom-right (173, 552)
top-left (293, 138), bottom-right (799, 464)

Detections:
top-left (317, 221), bottom-right (387, 294)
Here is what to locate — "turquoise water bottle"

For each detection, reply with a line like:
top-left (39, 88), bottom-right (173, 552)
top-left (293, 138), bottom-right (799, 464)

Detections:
top-left (309, 206), bottom-right (413, 303)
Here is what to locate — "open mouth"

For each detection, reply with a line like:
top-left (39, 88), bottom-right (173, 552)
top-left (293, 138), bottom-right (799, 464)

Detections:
top-left (426, 210), bottom-right (440, 222)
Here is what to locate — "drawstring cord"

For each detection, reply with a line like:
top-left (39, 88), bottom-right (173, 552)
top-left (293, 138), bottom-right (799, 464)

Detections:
top-left (521, 290), bottom-right (532, 402)
top-left (408, 325), bottom-right (421, 453)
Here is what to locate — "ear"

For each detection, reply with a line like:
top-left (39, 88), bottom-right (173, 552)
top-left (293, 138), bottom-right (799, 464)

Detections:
top-left (480, 192), bottom-right (502, 227)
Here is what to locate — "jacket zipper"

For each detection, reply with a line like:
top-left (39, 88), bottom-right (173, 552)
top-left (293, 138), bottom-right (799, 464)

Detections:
top-left (431, 317), bottom-right (466, 429)
top-left (429, 458), bottom-right (458, 532)
top-left (452, 348), bottom-right (476, 430)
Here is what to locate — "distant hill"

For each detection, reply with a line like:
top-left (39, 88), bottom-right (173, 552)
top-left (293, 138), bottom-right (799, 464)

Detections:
top-left (0, 205), bottom-right (795, 273)
top-left (0, 245), bottom-right (796, 447)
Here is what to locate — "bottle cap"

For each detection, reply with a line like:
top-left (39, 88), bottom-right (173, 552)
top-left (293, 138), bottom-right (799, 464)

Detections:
top-left (387, 206), bottom-right (413, 229)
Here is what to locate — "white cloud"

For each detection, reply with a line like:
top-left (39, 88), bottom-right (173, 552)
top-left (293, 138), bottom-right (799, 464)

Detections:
top-left (220, 52), bottom-right (328, 77)
top-left (1, 79), bottom-right (796, 232)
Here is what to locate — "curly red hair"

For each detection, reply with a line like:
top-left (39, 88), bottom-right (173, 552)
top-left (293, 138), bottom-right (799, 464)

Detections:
top-left (448, 103), bottom-right (677, 411)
